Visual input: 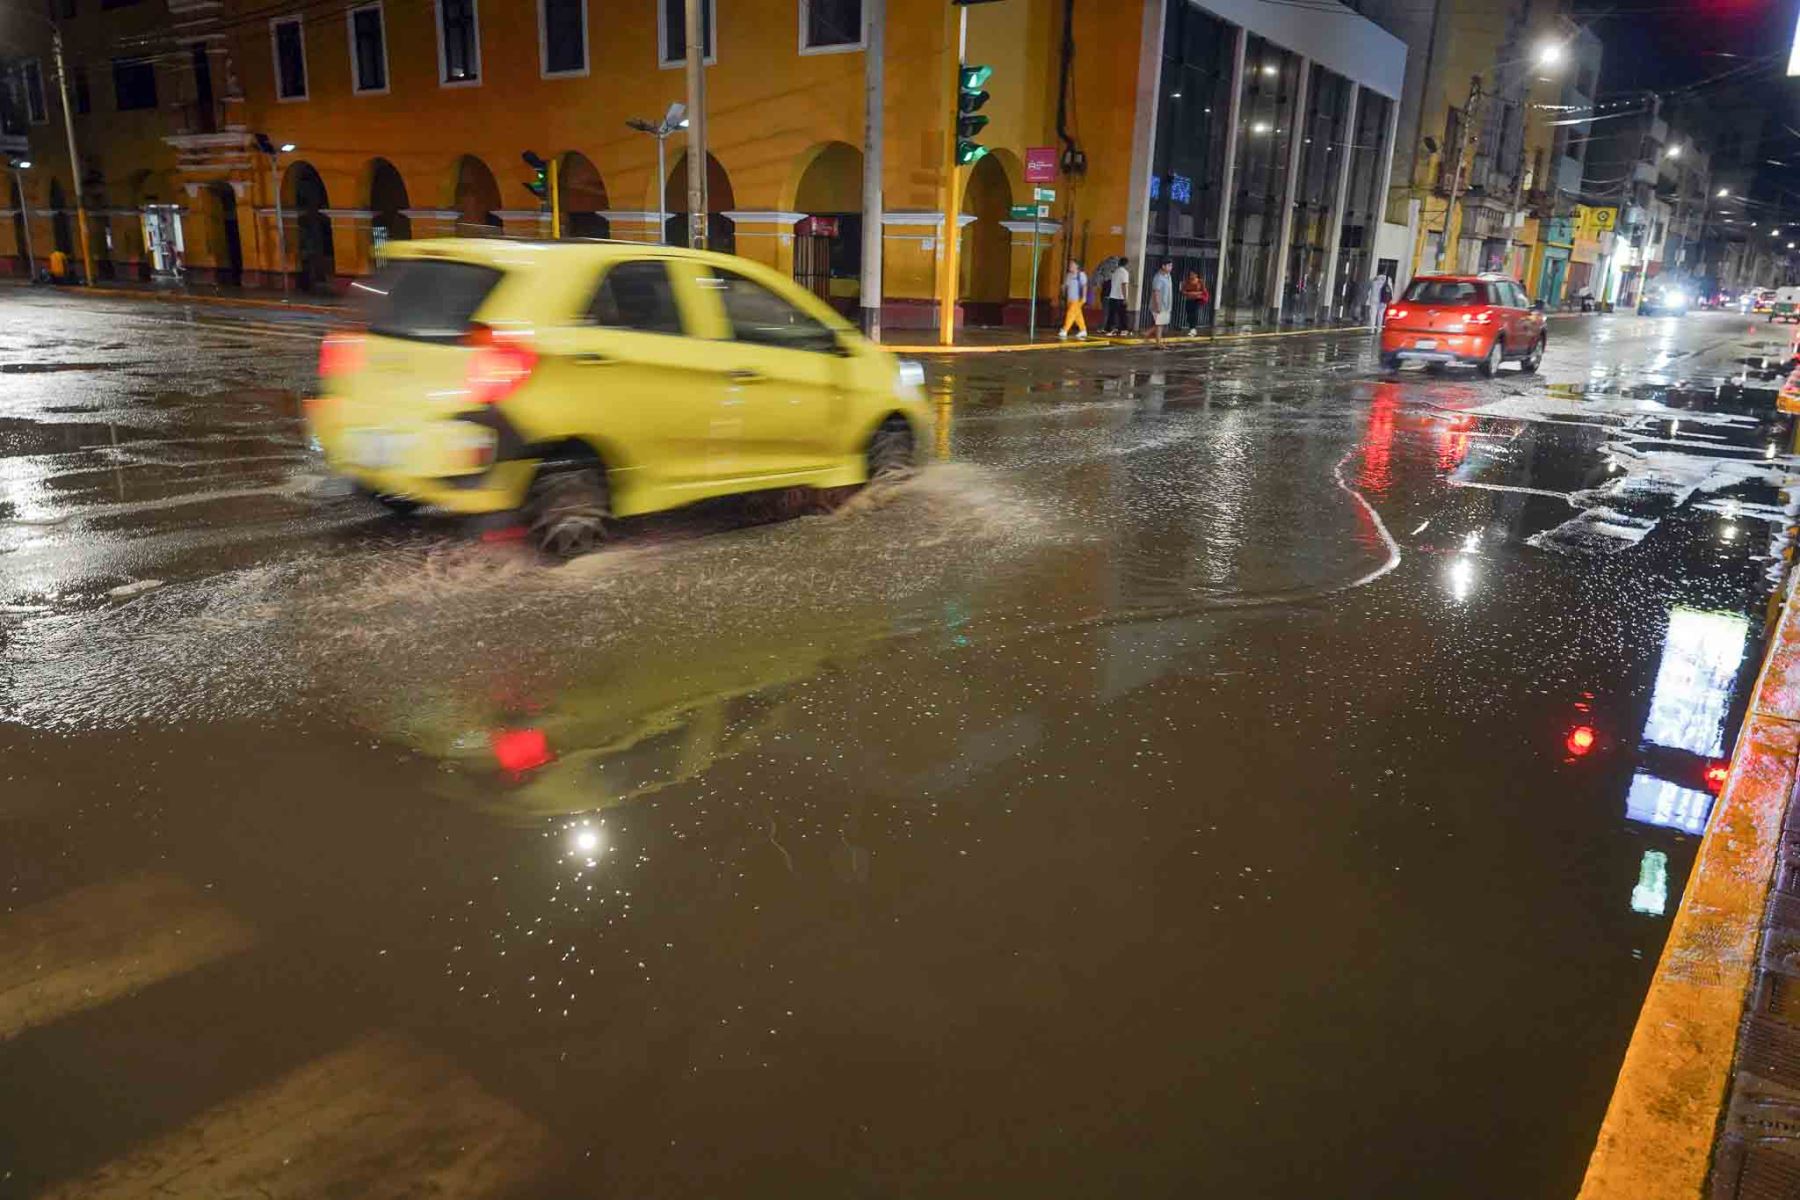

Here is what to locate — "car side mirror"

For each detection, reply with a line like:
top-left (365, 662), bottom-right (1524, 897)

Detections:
top-left (1532, 300), bottom-right (1546, 313)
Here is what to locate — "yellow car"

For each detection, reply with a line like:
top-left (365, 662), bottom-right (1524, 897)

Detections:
top-left (308, 239), bottom-right (930, 554)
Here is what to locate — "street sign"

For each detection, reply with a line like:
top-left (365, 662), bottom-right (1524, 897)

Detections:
top-left (1033, 186), bottom-right (1055, 203)
top-left (1009, 204), bottom-right (1036, 221)
top-left (1025, 146), bottom-right (1057, 183)
top-left (1037, 204), bottom-right (1050, 218)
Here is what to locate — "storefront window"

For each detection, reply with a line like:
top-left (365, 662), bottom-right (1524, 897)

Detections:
top-left (1145, 4), bottom-right (1234, 324)
top-left (1283, 64), bottom-right (1351, 326)
top-left (1334, 90), bottom-right (1392, 322)
top-left (1218, 36), bottom-right (1300, 329)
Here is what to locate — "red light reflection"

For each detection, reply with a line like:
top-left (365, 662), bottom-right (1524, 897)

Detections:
top-left (1566, 726), bottom-right (1597, 756)
top-left (1705, 762), bottom-right (1729, 793)
top-left (490, 728), bottom-right (553, 775)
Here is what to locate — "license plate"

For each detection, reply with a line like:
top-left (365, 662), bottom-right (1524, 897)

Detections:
top-left (348, 428), bottom-right (413, 469)
top-left (1415, 339), bottom-right (1437, 350)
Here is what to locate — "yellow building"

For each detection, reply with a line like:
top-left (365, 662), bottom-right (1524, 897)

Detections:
top-left (3, 0), bottom-right (1406, 330)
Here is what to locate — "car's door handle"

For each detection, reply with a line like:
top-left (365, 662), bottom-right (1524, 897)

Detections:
top-left (727, 369), bottom-right (764, 385)
top-left (573, 352), bottom-right (614, 366)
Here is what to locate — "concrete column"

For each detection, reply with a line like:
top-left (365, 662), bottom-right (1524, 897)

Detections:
top-left (720, 210), bottom-right (806, 276)
top-left (1212, 27), bottom-right (1249, 322)
top-left (322, 208), bottom-right (377, 281)
top-left (399, 208), bottom-right (461, 241)
top-left (1319, 84), bottom-right (1361, 323)
top-left (1122, 0), bottom-right (1169, 310)
top-left (596, 211), bottom-right (663, 244)
top-left (1267, 58), bottom-right (1312, 325)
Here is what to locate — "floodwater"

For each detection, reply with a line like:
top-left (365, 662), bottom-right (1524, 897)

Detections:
top-left (1, 292), bottom-right (1794, 1198)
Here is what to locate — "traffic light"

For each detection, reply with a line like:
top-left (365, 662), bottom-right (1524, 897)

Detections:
top-left (522, 150), bottom-right (549, 201)
top-left (956, 64), bottom-right (992, 166)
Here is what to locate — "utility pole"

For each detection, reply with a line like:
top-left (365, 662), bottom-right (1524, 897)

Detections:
top-left (10, 163), bottom-right (35, 280)
top-left (48, 26), bottom-right (93, 285)
top-left (935, 3), bottom-right (968, 346)
top-left (1439, 75), bottom-right (1484, 272)
top-left (859, 0), bottom-right (885, 339)
top-left (683, 0), bottom-right (708, 249)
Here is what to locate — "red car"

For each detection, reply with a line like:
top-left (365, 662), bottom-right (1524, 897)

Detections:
top-left (1380, 274), bottom-right (1548, 376)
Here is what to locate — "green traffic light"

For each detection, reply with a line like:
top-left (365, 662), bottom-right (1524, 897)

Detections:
top-left (956, 143), bottom-right (990, 166)
top-left (959, 64), bottom-right (992, 91)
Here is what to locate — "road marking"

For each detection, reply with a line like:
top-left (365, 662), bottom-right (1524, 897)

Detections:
top-left (39, 1033), bottom-right (552, 1199)
top-left (0, 872), bottom-right (255, 1040)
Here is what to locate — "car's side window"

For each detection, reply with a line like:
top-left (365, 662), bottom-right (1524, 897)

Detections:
top-left (705, 268), bottom-right (840, 354)
top-left (587, 260), bottom-right (684, 335)
top-left (1509, 283), bottom-right (1530, 309)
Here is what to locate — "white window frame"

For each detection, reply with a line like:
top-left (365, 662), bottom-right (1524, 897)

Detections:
top-left (270, 16), bottom-right (308, 102)
top-left (346, 2), bottom-right (391, 96)
top-left (22, 59), bottom-right (47, 124)
top-left (538, 0), bottom-right (589, 78)
top-left (797, 0), bottom-right (864, 56)
top-left (657, 0), bottom-right (717, 69)
top-left (434, 0), bottom-right (483, 88)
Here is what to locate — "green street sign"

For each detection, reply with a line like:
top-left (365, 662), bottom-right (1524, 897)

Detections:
top-left (1009, 204), bottom-right (1036, 221)
top-left (1033, 187), bottom-right (1055, 202)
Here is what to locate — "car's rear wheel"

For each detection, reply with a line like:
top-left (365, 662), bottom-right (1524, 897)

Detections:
top-left (866, 418), bottom-right (916, 481)
top-left (361, 488), bottom-right (421, 518)
top-left (1478, 337), bottom-right (1504, 378)
top-left (526, 460), bottom-right (610, 559)
top-left (1519, 333), bottom-right (1545, 374)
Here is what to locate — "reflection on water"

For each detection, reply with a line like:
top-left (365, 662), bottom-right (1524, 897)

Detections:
top-left (1642, 607), bottom-right (1749, 757)
top-left (1624, 772), bottom-right (1716, 836)
top-left (1632, 850), bottom-right (1670, 916)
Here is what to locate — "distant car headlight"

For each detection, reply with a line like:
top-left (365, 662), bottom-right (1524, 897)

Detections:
top-left (1667, 291), bottom-right (1688, 308)
top-left (896, 359), bottom-right (926, 392)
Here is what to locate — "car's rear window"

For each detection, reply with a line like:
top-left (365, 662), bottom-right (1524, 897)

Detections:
top-left (352, 259), bottom-right (504, 343)
top-left (1401, 279), bottom-right (1484, 306)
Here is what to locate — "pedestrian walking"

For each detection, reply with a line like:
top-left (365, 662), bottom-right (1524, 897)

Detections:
top-left (1366, 270), bottom-right (1393, 330)
top-left (1058, 262), bottom-right (1089, 340)
top-left (1103, 259), bottom-right (1132, 336)
top-left (1147, 261), bottom-right (1174, 345)
top-left (1181, 269), bottom-right (1210, 336)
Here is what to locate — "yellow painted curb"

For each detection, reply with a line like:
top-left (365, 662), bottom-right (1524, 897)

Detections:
top-left (882, 323), bottom-right (1376, 355)
top-left (61, 285), bottom-right (342, 317)
top-left (1578, 576), bottom-right (1800, 1199)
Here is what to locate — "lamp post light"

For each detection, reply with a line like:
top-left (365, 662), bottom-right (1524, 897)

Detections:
top-left (625, 103), bottom-right (688, 246)
top-left (8, 158), bottom-right (35, 281)
top-left (254, 134), bottom-right (295, 299)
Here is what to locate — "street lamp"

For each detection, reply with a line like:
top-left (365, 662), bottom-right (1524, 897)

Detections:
top-left (253, 134), bottom-right (294, 300)
top-left (1718, 188), bottom-right (1730, 198)
top-left (625, 103), bottom-right (688, 246)
top-left (7, 157), bottom-right (35, 280)
top-left (1535, 41), bottom-right (1566, 68)
top-left (1666, 144), bottom-right (1683, 160)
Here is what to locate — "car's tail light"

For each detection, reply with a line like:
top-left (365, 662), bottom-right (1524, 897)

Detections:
top-left (1469, 309), bottom-right (1496, 325)
top-left (464, 324), bottom-right (538, 406)
top-left (1387, 306), bottom-right (1408, 321)
top-left (318, 333), bottom-right (365, 380)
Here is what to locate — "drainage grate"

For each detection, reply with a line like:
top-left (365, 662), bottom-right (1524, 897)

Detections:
top-left (1735, 1146), bottom-right (1800, 1199)
top-left (1763, 974), bottom-right (1800, 1026)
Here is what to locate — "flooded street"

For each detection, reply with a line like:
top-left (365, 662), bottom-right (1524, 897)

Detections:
top-left (2, 291), bottom-right (1795, 1197)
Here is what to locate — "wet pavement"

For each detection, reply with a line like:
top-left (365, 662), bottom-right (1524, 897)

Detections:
top-left (2, 288), bottom-right (1798, 1197)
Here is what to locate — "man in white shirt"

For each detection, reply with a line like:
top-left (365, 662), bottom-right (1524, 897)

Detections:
top-left (1104, 260), bottom-right (1132, 336)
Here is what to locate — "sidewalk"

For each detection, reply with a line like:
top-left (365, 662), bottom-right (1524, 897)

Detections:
top-left (1580, 565), bottom-right (1800, 1199)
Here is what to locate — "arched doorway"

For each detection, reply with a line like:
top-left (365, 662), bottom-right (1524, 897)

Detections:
top-left (204, 182), bottom-right (242, 285)
top-left (664, 152), bottom-right (734, 253)
top-left (283, 160), bottom-right (336, 292)
top-left (960, 155), bottom-right (1011, 324)
top-left (47, 179), bottom-right (73, 257)
top-left (367, 158), bottom-right (411, 247)
top-left (453, 155), bottom-right (501, 236)
top-left (792, 142), bottom-right (862, 310)
top-left (559, 152), bottom-right (609, 239)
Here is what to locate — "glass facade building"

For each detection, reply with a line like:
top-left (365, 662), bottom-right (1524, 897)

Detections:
top-left (1143, 0), bottom-right (1400, 330)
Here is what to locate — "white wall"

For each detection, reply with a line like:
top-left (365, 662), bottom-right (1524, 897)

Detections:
top-left (1192, 0), bottom-right (1407, 98)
